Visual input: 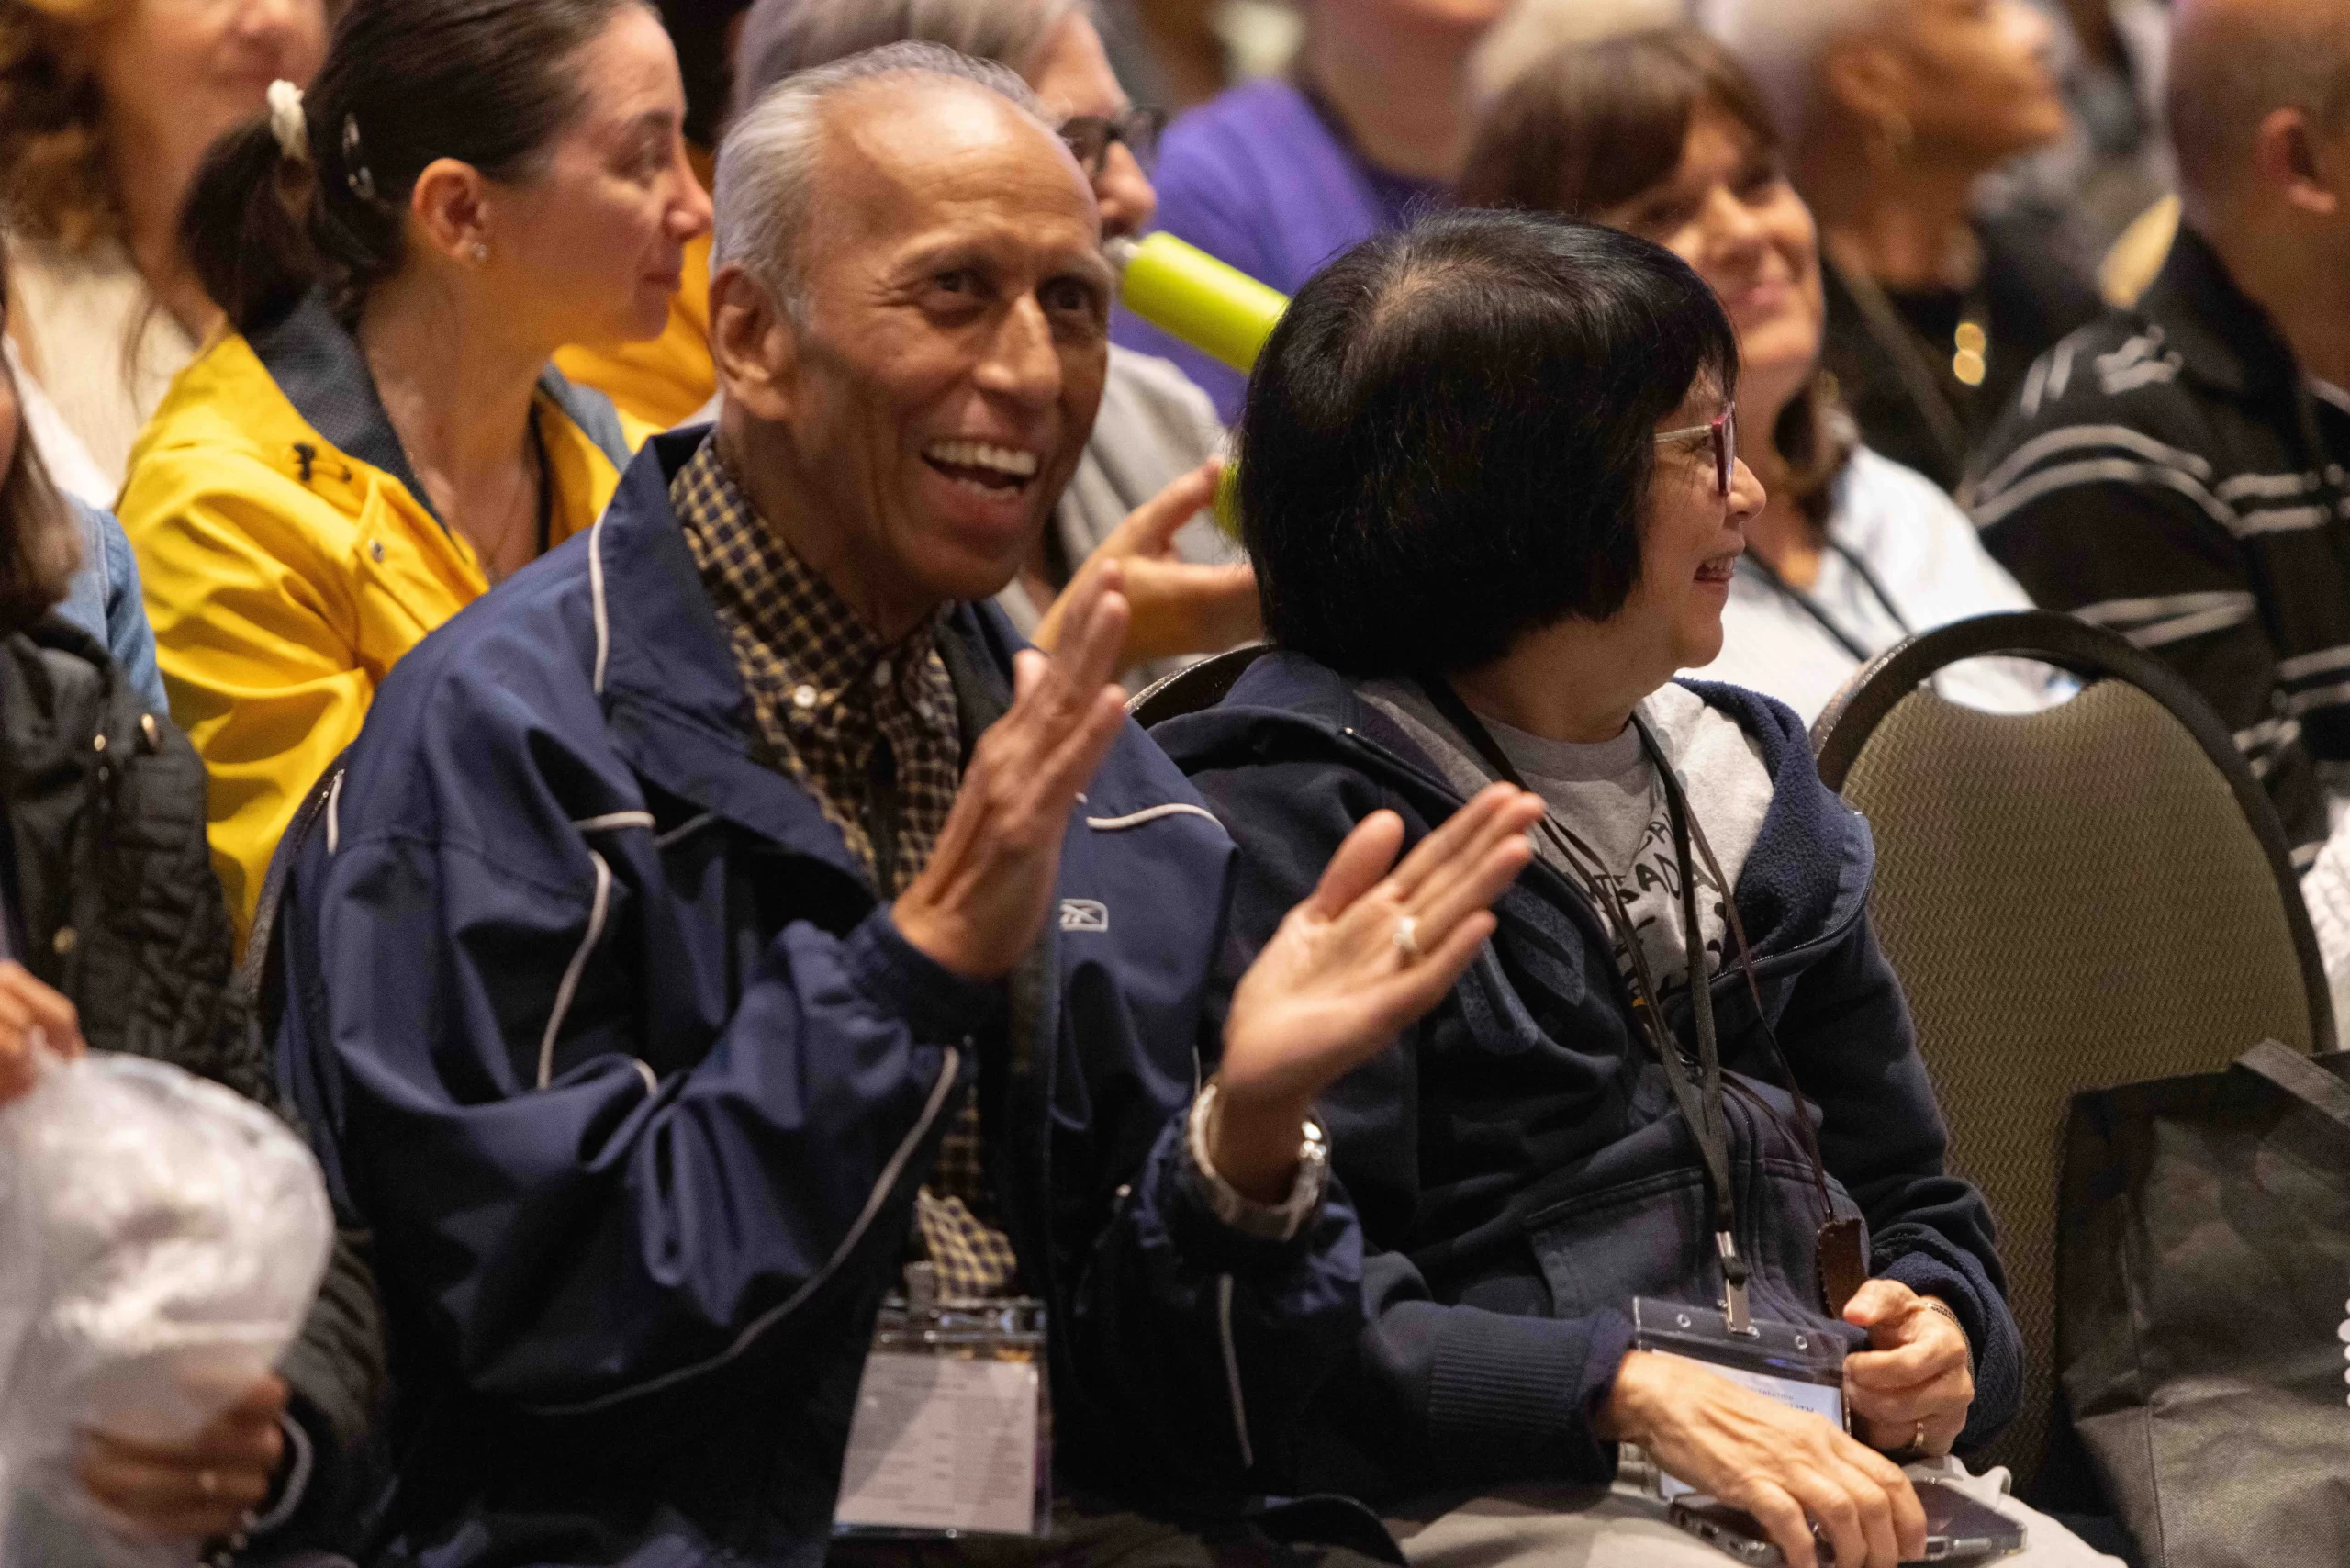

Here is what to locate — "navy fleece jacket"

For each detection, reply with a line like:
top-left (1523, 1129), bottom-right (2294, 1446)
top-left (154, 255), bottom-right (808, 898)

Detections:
top-left (1156, 652), bottom-right (2021, 1505)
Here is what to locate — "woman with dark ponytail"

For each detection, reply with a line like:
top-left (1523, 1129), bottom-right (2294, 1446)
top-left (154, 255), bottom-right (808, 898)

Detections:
top-left (118, 0), bottom-right (711, 946)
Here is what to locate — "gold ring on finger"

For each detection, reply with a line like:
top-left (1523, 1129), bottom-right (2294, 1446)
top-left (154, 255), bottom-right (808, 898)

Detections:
top-left (1392, 914), bottom-right (1422, 962)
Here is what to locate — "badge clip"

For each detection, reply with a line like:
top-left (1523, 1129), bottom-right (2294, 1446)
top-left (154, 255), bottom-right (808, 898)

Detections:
top-left (1716, 1231), bottom-right (1755, 1337)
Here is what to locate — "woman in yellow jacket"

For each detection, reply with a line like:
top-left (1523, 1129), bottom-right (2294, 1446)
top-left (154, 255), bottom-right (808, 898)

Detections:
top-left (122, 0), bottom-right (711, 943)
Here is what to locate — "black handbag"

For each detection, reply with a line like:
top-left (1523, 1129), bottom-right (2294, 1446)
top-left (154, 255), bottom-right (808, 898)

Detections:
top-left (2057, 1040), bottom-right (2350, 1567)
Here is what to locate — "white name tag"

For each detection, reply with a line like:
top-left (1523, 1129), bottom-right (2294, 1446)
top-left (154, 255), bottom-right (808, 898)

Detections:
top-left (834, 1350), bottom-right (1046, 1536)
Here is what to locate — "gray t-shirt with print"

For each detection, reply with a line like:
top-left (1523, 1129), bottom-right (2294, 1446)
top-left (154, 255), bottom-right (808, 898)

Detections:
top-left (1358, 678), bottom-right (1775, 996)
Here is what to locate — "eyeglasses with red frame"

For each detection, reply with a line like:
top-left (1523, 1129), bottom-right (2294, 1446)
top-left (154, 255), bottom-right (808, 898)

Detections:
top-left (1653, 406), bottom-right (1738, 498)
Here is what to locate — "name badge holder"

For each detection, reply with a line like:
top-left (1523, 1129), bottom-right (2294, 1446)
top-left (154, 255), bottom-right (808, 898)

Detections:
top-left (1623, 1295), bottom-right (1853, 1502)
top-left (833, 1264), bottom-right (1053, 1540)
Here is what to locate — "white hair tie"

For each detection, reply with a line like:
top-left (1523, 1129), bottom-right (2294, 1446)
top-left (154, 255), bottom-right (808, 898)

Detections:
top-left (266, 79), bottom-right (310, 164)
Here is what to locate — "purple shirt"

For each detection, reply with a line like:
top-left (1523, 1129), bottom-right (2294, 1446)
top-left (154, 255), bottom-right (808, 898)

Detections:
top-left (1113, 78), bottom-right (1446, 422)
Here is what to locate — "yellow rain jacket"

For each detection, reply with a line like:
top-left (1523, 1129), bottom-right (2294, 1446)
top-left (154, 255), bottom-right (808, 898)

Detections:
top-left (554, 147), bottom-right (717, 429)
top-left (120, 294), bottom-right (643, 945)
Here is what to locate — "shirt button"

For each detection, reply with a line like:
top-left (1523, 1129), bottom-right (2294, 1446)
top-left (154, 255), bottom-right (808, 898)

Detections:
top-left (369, 540), bottom-right (386, 563)
top-left (792, 685), bottom-right (819, 712)
top-left (871, 660), bottom-right (892, 689)
top-left (52, 927), bottom-right (76, 957)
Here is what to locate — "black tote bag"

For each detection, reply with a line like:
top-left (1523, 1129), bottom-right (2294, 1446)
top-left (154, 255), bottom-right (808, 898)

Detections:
top-left (2057, 1040), bottom-right (2350, 1567)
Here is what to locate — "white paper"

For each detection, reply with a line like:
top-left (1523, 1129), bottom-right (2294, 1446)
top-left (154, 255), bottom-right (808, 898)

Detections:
top-left (834, 1352), bottom-right (1041, 1536)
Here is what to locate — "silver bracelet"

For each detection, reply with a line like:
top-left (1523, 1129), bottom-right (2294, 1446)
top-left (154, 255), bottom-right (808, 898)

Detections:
top-left (1184, 1080), bottom-right (1329, 1241)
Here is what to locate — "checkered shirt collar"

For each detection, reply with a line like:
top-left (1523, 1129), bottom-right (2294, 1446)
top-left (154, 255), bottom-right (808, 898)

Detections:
top-left (670, 437), bottom-right (945, 719)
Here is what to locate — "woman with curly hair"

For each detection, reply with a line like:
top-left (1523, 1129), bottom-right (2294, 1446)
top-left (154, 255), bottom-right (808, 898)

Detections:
top-left (0, 0), bottom-right (326, 488)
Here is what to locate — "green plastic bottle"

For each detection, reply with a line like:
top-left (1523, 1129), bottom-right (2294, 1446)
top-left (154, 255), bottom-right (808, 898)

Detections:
top-left (1106, 234), bottom-right (1290, 537)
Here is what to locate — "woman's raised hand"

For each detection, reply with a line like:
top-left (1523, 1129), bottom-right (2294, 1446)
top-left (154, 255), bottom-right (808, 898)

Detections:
top-left (1208, 786), bottom-right (1542, 1199)
top-left (1602, 1350), bottom-right (1928, 1568)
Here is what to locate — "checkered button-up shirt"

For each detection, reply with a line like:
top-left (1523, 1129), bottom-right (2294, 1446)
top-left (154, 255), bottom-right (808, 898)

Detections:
top-left (673, 437), bottom-right (1017, 1299)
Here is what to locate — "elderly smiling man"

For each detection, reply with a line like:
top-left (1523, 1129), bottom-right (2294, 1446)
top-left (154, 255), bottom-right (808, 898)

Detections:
top-left (272, 41), bottom-right (1541, 1568)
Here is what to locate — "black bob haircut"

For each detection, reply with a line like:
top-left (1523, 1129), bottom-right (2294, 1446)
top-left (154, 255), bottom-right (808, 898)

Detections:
top-left (1237, 209), bottom-right (1740, 678)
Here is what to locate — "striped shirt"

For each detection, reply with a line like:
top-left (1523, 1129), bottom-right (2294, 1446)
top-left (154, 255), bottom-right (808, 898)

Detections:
top-left (1969, 225), bottom-right (2350, 861)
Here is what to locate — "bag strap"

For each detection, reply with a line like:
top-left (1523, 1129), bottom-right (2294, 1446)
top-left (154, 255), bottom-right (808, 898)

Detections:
top-left (2235, 1038), bottom-right (2350, 1131)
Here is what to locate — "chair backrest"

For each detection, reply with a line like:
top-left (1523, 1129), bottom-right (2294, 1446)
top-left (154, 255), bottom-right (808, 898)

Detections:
top-left (1811, 610), bottom-right (2329, 1499)
top-left (1128, 643), bottom-right (1272, 726)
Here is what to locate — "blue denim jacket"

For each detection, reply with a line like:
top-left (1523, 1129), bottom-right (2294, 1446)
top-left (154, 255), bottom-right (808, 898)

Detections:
top-left (56, 500), bottom-right (165, 715)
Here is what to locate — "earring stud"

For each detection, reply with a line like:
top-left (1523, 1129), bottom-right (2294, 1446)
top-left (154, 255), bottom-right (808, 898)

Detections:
top-left (470, 241), bottom-right (489, 263)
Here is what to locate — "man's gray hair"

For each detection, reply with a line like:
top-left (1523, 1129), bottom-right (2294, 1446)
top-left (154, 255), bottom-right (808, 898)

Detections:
top-left (711, 40), bottom-right (1055, 316)
top-left (1697, 0), bottom-right (1894, 143)
top-left (735, 0), bottom-right (1081, 117)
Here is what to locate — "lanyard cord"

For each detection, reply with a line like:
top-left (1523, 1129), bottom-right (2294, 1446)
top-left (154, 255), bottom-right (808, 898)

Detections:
top-left (1417, 680), bottom-right (1843, 1327)
top-left (1420, 679), bottom-right (1750, 1318)
top-left (1740, 542), bottom-right (1914, 666)
top-left (1645, 713), bottom-right (1837, 1214)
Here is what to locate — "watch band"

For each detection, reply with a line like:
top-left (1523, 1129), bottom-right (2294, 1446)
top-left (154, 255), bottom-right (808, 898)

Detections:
top-left (1184, 1079), bottom-right (1329, 1241)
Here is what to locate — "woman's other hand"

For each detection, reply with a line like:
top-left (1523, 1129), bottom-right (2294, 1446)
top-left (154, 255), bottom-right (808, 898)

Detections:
top-left (1601, 1349), bottom-right (1927, 1568)
top-left (0, 960), bottom-right (85, 1106)
top-left (76, 1374), bottom-right (287, 1540)
top-left (1210, 785), bottom-right (1542, 1199)
top-left (1033, 460), bottom-right (1260, 667)
top-left (1843, 1279), bottom-right (1975, 1456)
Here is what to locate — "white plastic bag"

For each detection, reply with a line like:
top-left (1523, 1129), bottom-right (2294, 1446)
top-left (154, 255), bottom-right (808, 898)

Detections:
top-left (0, 1051), bottom-right (332, 1566)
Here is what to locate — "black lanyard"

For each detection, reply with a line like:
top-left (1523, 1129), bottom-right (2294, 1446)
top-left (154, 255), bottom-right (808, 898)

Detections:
top-left (1421, 680), bottom-right (1756, 1327)
top-left (1740, 543), bottom-right (1912, 666)
top-left (1417, 679), bottom-right (1863, 1328)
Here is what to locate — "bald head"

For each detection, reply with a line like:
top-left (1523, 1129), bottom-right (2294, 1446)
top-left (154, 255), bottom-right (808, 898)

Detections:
top-left (2170, 0), bottom-right (2350, 209)
top-left (712, 39), bottom-right (1075, 315)
top-left (808, 73), bottom-right (1091, 267)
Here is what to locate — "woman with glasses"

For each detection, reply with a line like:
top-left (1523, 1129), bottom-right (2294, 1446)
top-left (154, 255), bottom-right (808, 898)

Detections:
top-left (720, 0), bottom-right (1257, 685)
top-left (1155, 211), bottom-right (2107, 1567)
top-left (1461, 28), bottom-right (2063, 723)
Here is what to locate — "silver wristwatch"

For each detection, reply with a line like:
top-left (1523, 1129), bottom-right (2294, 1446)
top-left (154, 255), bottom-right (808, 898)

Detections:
top-left (1185, 1079), bottom-right (1330, 1241)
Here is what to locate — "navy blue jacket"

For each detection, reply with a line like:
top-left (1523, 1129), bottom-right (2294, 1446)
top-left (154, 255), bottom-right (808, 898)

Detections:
top-left (274, 432), bottom-right (1364, 1568)
top-left (1157, 653), bottom-right (2021, 1505)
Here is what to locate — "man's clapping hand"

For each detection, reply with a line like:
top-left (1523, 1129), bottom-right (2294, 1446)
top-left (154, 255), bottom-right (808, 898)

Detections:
top-left (894, 560), bottom-right (1134, 980)
top-left (897, 564), bottom-right (1541, 1205)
